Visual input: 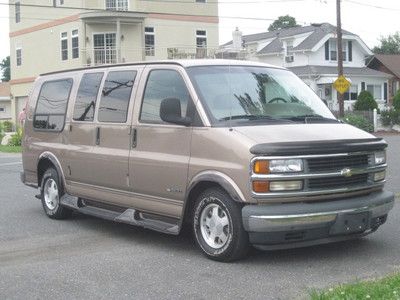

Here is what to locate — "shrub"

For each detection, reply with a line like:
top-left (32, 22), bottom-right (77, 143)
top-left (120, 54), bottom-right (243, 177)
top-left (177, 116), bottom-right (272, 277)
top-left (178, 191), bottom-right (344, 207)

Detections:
top-left (353, 91), bottom-right (378, 111)
top-left (342, 113), bottom-right (374, 132)
top-left (380, 109), bottom-right (400, 127)
top-left (8, 128), bottom-right (23, 147)
top-left (2, 120), bottom-right (13, 132)
top-left (393, 90), bottom-right (400, 111)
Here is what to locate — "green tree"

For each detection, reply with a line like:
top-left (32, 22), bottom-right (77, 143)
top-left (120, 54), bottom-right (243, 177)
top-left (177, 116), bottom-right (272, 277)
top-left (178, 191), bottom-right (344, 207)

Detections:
top-left (0, 56), bottom-right (10, 82)
top-left (354, 90), bottom-right (378, 111)
top-left (373, 32), bottom-right (400, 54)
top-left (268, 15), bottom-right (299, 32)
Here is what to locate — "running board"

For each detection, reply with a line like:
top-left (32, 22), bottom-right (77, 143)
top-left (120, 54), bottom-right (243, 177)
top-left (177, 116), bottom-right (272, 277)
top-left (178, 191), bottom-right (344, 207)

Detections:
top-left (60, 194), bottom-right (179, 235)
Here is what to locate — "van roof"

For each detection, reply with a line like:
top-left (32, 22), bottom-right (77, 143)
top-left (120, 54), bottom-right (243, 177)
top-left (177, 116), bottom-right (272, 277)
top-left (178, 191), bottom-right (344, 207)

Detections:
top-left (40, 59), bottom-right (285, 76)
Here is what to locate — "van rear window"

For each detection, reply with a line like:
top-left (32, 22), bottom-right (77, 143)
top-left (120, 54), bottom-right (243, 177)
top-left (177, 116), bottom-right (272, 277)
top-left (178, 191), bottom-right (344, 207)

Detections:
top-left (34, 78), bottom-right (73, 131)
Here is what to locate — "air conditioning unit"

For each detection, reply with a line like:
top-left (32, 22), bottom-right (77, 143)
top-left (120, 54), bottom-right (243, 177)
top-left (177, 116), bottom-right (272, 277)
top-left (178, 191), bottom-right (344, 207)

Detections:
top-left (285, 55), bottom-right (294, 63)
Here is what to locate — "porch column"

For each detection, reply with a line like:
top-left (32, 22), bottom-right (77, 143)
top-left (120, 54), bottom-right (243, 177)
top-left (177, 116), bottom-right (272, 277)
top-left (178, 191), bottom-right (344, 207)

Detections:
top-left (116, 19), bottom-right (121, 63)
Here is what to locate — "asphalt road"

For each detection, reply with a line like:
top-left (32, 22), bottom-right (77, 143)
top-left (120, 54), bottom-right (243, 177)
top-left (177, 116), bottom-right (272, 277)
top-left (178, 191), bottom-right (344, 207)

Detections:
top-left (0, 135), bottom-right (399, 300)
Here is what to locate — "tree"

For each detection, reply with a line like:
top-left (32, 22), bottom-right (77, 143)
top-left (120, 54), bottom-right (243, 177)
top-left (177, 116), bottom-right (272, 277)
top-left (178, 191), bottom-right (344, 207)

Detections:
top-left (373, 32), bottom-right (400, 55)
top-left (268, 15), bottom-right (299, 32)
top-left (0, 56), bottom-right (10, 82)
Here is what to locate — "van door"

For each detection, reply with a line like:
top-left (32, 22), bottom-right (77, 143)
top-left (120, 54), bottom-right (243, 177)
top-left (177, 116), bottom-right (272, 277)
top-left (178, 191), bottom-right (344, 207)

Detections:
top-left (128, 66), bottom-right (195, 218)
top-left (65, 71), bottom-right (104, 188)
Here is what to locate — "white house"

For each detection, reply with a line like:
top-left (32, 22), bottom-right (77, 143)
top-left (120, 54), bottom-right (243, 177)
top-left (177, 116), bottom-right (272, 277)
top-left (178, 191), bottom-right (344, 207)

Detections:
top-left (220, 23), bottom-right (392, 111)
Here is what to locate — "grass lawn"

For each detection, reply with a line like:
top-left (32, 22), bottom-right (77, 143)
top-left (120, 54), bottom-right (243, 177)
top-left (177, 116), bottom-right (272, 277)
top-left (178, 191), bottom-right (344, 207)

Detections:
top-left (311, 273), bottom-right (400, 299)
top-left (0, 145), bottom-right (22, 153)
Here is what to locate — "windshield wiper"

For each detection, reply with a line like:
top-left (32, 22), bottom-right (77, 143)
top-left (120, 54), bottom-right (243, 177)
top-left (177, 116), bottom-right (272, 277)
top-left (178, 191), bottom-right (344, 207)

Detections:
top-left (219, 115), bottom-right (292, 122)
top-left (283, 114), bottom-right (339, 123)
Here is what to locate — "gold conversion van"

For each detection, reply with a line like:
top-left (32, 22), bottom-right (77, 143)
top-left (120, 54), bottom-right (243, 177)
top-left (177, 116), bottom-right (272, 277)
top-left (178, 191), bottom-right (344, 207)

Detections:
top-left (21, 60), bottom-right (394, 261)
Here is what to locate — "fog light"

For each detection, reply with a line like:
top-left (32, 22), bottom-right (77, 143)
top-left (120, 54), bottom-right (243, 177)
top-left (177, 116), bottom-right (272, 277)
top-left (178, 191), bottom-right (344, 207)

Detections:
top-left (374, 171), bottom-right (386, 182)
top-left (252, 181), bottom-right (269, 193)
top-left (269, 180), bottom-right (303, 191)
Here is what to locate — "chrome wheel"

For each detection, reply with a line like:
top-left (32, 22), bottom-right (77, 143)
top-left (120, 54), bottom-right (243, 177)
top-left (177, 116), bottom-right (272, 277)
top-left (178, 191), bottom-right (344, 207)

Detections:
top-left (200, 203), bottom-right (231, 249)
top-left (44, 178), bottom-right (59, 210)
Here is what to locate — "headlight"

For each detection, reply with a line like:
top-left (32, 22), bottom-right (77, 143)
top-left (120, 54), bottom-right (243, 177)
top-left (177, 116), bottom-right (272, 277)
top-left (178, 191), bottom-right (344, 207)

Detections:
top-left (374, 151), bottom-right (386, 165)
top-left (269, 159), bottom-right (303, 173)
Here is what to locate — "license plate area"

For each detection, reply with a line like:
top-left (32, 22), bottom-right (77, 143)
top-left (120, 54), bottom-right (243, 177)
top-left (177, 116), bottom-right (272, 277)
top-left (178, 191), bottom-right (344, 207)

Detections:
top-left (330, 212), bottom-right (369, 235)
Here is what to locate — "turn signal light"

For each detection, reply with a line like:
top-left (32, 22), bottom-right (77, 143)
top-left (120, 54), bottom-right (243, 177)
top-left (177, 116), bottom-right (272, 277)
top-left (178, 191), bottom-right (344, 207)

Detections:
top-left (252, 181), bottom-right (269, 193)
top-left (253, 160), bottom-right (269, 174)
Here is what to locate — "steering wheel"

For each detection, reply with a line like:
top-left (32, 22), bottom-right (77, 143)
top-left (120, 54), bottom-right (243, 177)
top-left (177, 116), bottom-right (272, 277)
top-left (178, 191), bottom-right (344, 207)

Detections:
top-left (268, 97), bottom-right (287, 103)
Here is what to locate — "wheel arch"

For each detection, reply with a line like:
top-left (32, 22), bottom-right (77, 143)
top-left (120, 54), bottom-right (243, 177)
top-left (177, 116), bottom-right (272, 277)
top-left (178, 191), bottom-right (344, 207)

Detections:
top-left (37, 152), bottom-right (66, 190)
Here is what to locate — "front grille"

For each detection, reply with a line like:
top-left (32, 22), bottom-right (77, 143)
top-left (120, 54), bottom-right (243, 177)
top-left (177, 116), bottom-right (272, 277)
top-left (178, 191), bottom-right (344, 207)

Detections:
top-left (307, 155), bottom-right (369, 172)
top-left (308, 173), bottom-right (369, 189)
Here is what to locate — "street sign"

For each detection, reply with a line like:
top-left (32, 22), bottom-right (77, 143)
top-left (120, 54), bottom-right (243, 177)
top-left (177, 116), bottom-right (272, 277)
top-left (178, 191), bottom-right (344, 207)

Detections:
top-left (333, 75), bottom-right (351, 95)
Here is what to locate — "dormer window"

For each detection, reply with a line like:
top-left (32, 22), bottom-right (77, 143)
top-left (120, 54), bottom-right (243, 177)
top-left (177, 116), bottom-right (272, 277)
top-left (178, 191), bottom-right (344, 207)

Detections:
top-left (325, 39), bottom-right (352, 62)
top-left (106, 0), bottom-right (128, 11)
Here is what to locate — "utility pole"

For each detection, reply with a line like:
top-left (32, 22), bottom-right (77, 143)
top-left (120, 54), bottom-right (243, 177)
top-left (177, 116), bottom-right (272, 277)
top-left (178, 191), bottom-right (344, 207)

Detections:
top-left (336, 0), bottom-right (344, 117)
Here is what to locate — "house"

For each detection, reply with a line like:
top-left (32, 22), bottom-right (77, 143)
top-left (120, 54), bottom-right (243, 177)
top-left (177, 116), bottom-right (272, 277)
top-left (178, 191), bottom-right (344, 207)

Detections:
top-left (367, 54), bottom-right (400, 104)
top-left (0, 82), bottom-right (11, 121)
top-left (9, 0), bottom-right (219, 123)
top-left (220, 23), bottom-right (392, 111)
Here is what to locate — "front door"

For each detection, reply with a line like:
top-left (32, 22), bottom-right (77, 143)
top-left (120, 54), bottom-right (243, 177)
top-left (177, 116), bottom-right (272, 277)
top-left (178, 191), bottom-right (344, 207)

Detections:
top-left (128, 66), bottom-right (194, 218)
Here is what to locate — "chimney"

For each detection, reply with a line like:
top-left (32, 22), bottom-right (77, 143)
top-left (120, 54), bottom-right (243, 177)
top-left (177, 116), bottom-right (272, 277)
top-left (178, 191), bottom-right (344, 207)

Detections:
top-left (232, 27), bottom-right (243, 51)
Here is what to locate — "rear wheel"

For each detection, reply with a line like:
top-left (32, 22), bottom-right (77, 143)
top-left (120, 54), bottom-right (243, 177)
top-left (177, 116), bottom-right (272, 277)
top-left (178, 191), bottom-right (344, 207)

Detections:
top-left (193, 187), bottom-right (249, 262)
top-left (41, 168), bottom-right (72, 219)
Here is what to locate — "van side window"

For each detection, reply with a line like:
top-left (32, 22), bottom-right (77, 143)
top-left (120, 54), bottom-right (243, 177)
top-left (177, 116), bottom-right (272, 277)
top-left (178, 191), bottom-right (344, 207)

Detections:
top-left (140, 69), bottom-right (191, 123)
top-left (34, 78), bottom-right (73, 131)
top-left (98, 71), bottom-right (136, 123)
top-left (73, 72), bottom-right (104, 121)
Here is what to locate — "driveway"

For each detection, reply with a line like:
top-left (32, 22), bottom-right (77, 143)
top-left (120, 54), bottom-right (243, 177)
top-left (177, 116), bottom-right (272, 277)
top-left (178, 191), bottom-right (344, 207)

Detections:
top-left (0, 136), bottom-right (399, 300)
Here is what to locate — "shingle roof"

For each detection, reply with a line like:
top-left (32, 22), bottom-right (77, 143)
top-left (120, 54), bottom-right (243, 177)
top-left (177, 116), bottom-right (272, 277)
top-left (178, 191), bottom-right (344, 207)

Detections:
top-left (223, 23), bottom-right (356, 55)
top-left (0, 82), bottom-right (10, 98)
top-left (371, 54), bottom-right (400, 78)
top-left (289, 65), bottom-right (392, 77)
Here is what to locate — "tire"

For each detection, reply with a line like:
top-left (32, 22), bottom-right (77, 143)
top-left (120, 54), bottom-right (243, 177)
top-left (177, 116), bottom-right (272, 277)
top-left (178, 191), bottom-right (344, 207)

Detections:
top-left (193, 187), bottom-right (249, 262)
top-left (40, 168), bottom-right (72, 220)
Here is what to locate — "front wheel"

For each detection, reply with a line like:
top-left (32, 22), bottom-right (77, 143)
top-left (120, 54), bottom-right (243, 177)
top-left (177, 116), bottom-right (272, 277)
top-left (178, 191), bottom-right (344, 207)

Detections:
top-left (193, 188), bottom-right (249, 262)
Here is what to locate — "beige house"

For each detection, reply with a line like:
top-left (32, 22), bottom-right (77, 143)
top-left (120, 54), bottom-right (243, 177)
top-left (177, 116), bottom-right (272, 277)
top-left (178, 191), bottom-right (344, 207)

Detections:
top-left (9, 0), bottom-right (219, 123)
top-left (0, 82), bottom-right (11, 121)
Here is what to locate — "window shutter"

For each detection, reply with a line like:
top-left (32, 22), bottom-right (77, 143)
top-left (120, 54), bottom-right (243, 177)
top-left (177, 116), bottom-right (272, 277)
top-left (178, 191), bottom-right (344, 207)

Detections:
top-left (325, 41), bottom-right (329, 60)
top-left (361, 82), bottom-right (366, 91)
top-left (384, 82), bottom-right (388, 101)
top-left (348, 41), bottom-right (352, 62)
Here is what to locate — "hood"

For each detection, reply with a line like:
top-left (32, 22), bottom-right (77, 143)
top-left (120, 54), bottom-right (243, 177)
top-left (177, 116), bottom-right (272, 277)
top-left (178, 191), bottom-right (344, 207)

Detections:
top-left (234, 123), bottom-right (374, 144)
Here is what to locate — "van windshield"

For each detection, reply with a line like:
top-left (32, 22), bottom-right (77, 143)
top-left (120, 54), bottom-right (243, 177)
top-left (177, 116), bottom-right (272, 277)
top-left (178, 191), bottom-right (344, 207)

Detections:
top-left (187, 66), bottom-right (336, 126)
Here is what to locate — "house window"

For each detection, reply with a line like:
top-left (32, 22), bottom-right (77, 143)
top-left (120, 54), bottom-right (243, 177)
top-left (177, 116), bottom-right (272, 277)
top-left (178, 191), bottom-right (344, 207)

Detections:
top-left (105, 0), bottom-right (128, 11)
top-left (15, 2), bottom-right (20, 23)
top-left (16, 48), bottom-right (22, 66)
top-left (93, 33), bottom-right (116, 65)
top-left (72, 30), bottom-right (79, 59)
top-left (286, 41), bottom-right (293, 56)
top-left (196, 0), bottom-right (206, 2)
top-left (196, 30), bottom-right (207, 58)
top-left (367, 84), bottom-right (382, 100)
top-left (344, 85), bottom-right (358, 101)
top-left (326, 39), bottom-right (347, 61)
top-left (61, 32), bottom-right (68, 60)
top-left (53, 0), bottom-right (64, 6)
top-left (0, 107), bottom-right (5, 112)
top-left (145, 27), bottom-right (155, 56)
top-left (329, 40), bottom-right (337, 61)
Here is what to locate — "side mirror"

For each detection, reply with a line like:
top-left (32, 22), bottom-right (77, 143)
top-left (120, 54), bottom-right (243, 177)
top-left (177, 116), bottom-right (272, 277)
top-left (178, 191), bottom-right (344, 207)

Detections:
top-left (160, 98), bottom-right (191, 126)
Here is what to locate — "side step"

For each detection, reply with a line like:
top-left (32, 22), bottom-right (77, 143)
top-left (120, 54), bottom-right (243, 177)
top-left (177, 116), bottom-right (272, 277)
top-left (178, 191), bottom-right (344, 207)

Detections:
top-left (60, 194), bottom-right (180, 235)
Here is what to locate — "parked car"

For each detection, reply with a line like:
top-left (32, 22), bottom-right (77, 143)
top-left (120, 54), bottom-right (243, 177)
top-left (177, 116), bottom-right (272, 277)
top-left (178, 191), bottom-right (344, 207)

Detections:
top-left (21, 60), bottom-right (394, 261)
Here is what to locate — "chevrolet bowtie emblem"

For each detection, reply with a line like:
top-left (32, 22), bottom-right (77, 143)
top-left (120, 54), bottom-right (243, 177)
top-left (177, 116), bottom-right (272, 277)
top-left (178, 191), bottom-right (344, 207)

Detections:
top-left (341, 168), bottom-right (353, 178)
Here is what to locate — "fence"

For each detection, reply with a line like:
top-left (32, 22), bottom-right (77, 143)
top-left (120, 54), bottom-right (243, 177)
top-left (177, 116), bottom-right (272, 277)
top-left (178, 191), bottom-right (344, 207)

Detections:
top-left (331, 109), bottom-right (378, 132)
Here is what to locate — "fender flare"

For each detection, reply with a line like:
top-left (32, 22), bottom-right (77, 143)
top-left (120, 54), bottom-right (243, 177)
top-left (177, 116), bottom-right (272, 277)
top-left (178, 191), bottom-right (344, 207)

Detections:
top-left (37, 151), bottom-right (66, 189)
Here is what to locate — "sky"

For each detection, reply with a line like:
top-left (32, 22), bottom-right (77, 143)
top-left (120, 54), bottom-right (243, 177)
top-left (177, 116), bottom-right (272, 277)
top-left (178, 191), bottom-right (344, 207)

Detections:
top-left (1, 0), bottom-right (400, 62)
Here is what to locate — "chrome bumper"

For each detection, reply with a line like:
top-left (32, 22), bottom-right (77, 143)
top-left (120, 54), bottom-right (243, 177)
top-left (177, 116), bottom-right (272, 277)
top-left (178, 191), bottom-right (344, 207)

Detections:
top-left (242, 191), bottom-right (394, 247)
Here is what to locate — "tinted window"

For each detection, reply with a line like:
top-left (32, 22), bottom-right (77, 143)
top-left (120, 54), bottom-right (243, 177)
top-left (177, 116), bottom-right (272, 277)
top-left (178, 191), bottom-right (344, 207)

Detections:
top-left (34, 79), bottom-right (73, 131)
top-left (140, 70), bottom-right (190, 123)
top-left (73, 72), bottom-right (103, 121)
top-left (98, 71), bottom-right (136, 123)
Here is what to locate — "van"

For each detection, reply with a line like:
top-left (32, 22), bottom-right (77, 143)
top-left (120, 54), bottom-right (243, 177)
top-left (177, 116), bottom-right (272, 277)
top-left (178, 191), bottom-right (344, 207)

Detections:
top-left (21, 60), bottom-right (394, 261)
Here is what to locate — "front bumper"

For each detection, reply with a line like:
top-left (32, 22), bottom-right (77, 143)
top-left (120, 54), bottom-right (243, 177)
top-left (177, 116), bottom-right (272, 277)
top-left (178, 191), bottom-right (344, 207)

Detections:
top-left (242, 190), bottom-right (394, 250)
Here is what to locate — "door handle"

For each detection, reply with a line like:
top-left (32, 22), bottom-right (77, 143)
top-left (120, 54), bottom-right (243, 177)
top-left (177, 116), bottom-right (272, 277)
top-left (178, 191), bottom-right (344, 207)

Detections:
top-left (132, 128), bottom-right (137, 148)
top-left (95, 127), bottom-right (100, 145)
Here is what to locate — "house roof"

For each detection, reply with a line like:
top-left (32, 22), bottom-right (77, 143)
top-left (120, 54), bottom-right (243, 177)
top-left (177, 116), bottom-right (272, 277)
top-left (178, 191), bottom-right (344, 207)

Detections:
top-left (0, 82), bottom-right (10, 98)
top-left (289, 65), bottom-right (392, 78)
top-left (369, 54), bottom-right (400, 78)
top-left (223, 23), bottom-right (355, 54)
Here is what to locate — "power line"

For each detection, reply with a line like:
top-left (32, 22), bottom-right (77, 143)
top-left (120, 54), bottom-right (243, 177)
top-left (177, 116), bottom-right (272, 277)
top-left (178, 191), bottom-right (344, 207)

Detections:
top-left (343, 0), bottom-right (400, 11)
